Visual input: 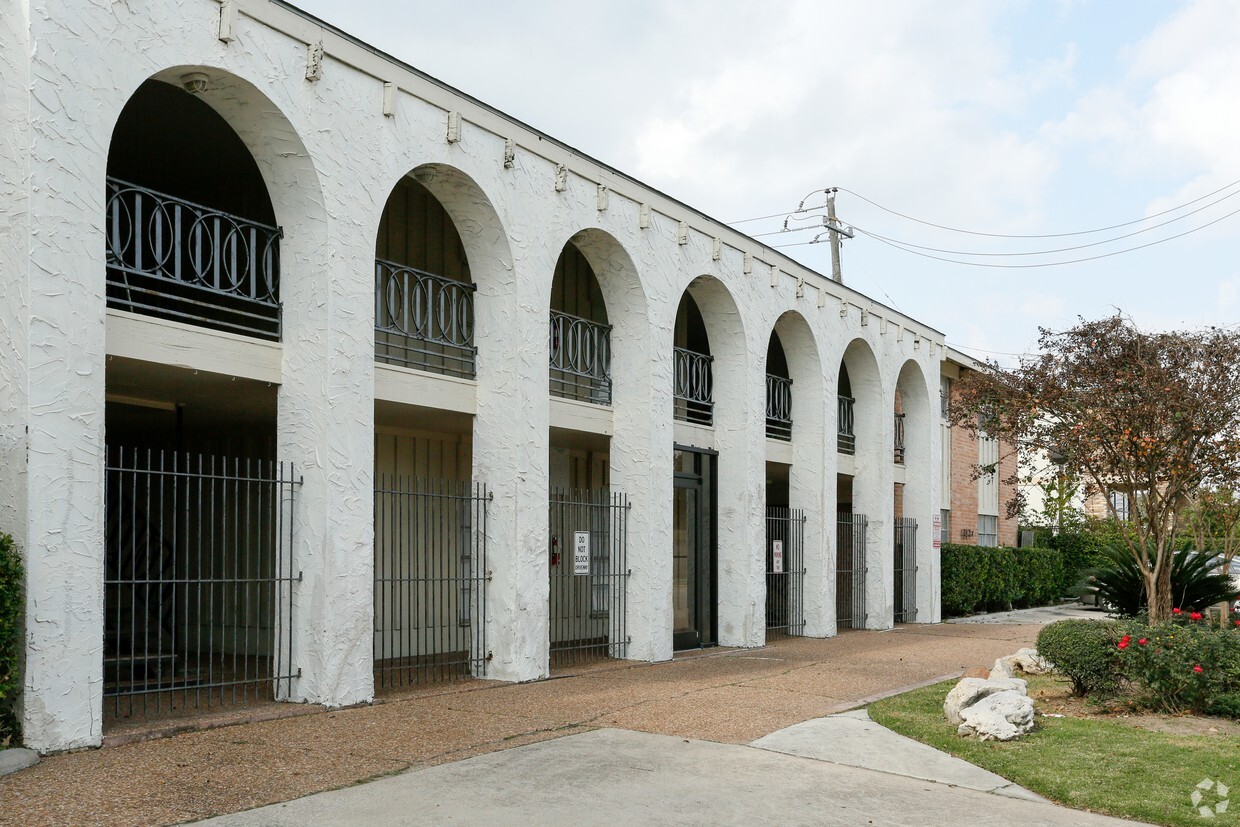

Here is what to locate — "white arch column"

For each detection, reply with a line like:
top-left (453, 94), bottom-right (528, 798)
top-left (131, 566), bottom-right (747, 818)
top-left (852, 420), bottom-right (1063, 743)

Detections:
top-left (897, 360), bottom-right (941, 624)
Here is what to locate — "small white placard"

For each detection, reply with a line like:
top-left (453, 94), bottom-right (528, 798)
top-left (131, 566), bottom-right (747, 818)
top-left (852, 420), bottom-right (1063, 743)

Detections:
top-left (932, 514), bottom-right (942, 549)
top-left (573, 531), bottom-right (590, 576)
top-left (772, 540), bottom-right (784, 574)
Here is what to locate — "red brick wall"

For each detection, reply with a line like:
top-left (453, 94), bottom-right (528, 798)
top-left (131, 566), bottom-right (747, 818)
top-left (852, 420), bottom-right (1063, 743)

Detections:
top-left (946, 387), bottom-right (1019, 547)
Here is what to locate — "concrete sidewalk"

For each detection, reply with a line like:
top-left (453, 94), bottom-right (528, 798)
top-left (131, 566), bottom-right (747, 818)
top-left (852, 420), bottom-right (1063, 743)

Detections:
top-left (199, 727), bottom-right (1139, 826)
top-left (2, 620), bottom-right (1048, 826)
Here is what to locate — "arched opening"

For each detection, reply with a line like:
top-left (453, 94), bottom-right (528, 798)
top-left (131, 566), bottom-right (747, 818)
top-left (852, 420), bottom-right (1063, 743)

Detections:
top-left (106, 79), bottom-right (282, 340)
top-left (673, 293), bottom-right (713, 425)
top-left (835, 341), bottom-right (883, 631)
top-left (374, 171), bottom-right (475, 378)
top-left (548, 242), bottom-right (611, 404)
top-left (102, 71), bottom-right (313, 724)
top-left (765, 332), bottom-right (792, 442)
top-left (894, 360), bottom-right (933, 624)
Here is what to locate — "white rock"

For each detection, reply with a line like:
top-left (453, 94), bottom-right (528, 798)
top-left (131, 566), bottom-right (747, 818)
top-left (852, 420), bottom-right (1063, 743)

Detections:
top-left (990, 657), bottom-right (1015, 679)
top-left (943, 676), bottom-right (1028, 725)
top-left (957, 691), bottom-right (1036, 741)
top-left (1011, 647), bottom-right (1053, 675)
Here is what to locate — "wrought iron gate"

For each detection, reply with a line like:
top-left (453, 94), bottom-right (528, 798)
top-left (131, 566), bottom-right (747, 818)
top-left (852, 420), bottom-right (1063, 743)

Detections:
top-left (765, 506), bottom-right (805, 636)
top-left (893, 517), bottom-right (918, 623)
top-left (549, 489), bottom-right (630, 666)
top-left (373, 477), bottom-right (490, 688)
top-left (836, 511), bottom-right (868, 630)
top-left (104, 447), bottom-right (300, 718)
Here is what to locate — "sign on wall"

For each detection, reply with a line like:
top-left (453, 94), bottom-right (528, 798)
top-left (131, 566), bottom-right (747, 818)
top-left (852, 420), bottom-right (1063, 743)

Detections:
top-left (573, 531), bottom-right (590, 575)
top-left (772, 540), bottom-right (784, 574)
top-left (932, 513), bottom-right (942, 549)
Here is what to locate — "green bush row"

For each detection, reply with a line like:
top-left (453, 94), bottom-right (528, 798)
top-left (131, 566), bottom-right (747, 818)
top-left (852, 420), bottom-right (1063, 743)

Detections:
top-left (940, 543), bottom-right (1065, 617)
top-left (0, 533), bottom-right (21, 746)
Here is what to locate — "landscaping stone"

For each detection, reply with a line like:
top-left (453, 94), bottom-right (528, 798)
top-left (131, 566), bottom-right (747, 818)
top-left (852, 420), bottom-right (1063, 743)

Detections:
top-left (1011, 647), bottom-right (1053, 675)
top-left (991, 657), bottom-right (1015, 679)
top-left (963, 666), bottom-right (990, 679)
top-left (0, 748), bottom-right (41, 776)
top-left (957, 691), bottom-right (1036, 741)
top-left (944, 676), bottom-right (1028, 725)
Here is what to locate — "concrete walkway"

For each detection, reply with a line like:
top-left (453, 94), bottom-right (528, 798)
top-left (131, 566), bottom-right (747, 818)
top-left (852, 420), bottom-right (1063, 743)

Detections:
top-left (200, 727), bottom-right (1139, 826)
top-left (1, 619), bottom-right (1080, 826)
top-left (947, 603), bottom-right (1106, 625)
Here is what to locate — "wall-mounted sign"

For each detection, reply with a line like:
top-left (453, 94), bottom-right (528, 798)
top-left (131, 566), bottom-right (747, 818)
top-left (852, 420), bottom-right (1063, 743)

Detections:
top-left (573, 531), bottom-right (590, 575)
top-left (772, 540), bottom-right (784, 574)
top-left (932, 514), bottom-right (942, 550)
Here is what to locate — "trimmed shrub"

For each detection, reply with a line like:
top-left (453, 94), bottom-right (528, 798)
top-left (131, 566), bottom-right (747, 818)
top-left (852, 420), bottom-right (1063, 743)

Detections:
top-left (940, 543), bottom-right (1064, 617)
top-left (0, 533), bottom-right (21, 745)
top-left (1037, 618), bottom-right (1122, 696)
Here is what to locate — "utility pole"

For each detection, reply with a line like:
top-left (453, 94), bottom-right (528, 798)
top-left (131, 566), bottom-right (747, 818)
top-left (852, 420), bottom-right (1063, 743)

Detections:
top-left (825, 187), bottom-right (854, 284)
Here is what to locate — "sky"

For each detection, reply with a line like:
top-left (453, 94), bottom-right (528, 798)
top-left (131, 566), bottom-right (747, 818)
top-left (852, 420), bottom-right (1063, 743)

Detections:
top-left (292, 0), bottom-right (1240, 365)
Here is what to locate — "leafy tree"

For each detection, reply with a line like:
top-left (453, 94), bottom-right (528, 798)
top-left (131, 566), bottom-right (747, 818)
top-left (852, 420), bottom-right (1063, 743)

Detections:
top-left (952, 314), bottom-right (1240, 622)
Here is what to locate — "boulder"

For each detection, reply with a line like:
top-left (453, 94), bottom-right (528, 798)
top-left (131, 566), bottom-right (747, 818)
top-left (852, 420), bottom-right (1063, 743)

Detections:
top-left (990, 657), bottom-right (1015, 679)
top-left (1011, 647), bottom-right (1053, 675)
top-left (943, 676), bottom-right (1028, 725)
top-left (957, 691), bottom-right (1036, 741)
top-left (962, 666), bottom-right (990, 680)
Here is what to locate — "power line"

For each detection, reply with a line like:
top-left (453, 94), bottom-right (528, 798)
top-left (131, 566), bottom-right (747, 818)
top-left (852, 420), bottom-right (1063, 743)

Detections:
top-left (835, 178), bottom-right (1240, 239)
top-left (848, 185), bottom-right (1240, 257)
top-left (855, 202), bottom-right (1240, 268)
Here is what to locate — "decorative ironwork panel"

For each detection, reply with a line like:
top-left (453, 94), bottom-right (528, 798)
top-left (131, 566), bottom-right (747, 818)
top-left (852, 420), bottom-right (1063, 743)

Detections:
top-left (105, 178), bottom-right (282, 340)
top-left (674, 347), bottom-right (714, 425)
top-left (837, 395), bottom-right (856, 454)
top-left (894, 517), bottom-right (918, 623)
top-left (549, 489), bottom-right (630, 667)
top-left (893, 412), bottom-right (906, 464)
top-left (836, 511), bottom-right (868, 630)
top-left (373, 477), bottom-right (490, 689)
top-left (104, 447), bottom-right (300, 720)
top-left (375, 259), bottom-right (477, 379)
top-left (765, 506), bottom-right (806, 636)
top-left (549, 310), bottom-right (612, 404)
top-left (766, 375), bottom-right (793, 441)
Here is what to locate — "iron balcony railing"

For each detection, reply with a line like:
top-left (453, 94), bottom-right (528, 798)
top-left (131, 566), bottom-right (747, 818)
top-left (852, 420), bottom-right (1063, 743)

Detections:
top-left (673, 347), bottom-right (714, 425)
top-left (105, 178), bottom-right (283, 340)
top-left (375, 259), bottom-right (477, 379)
top-left (766, 374), bottom-right (793, 441)
top-left (894, 412), bottom-right (906, 464)
top-left (549, 310), bottom-right (613, 405)
top-left (837, 395), bottom-right (856, 454)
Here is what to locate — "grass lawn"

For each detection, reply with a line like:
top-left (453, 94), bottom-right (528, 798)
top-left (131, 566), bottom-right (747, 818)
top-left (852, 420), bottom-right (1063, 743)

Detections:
top-left (869, 675), bottom-right (1240, 826)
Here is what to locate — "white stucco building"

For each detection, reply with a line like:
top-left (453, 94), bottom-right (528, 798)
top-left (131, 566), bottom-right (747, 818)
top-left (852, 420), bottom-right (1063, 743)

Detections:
top-left (2, 0), bottom-right (949, 753)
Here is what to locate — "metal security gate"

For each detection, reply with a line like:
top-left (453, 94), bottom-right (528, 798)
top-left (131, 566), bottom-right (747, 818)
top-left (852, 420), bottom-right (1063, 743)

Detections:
top-left (894, 517), bottom-right (918, 623)
top-left (765, 507), bottom-right (805, 636)
top-left (373, 477), bottom-right (489, 688)
top-left (836, 511), bottom-right (868, 630)
top-left (104, 447), bottom-right (300, 718)
top-left (549, 489), bottom-right (629, 666)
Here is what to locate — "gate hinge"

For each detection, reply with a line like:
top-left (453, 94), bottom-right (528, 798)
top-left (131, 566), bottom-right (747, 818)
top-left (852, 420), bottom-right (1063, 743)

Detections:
top-left (297, 570), bottom-right (304, 582)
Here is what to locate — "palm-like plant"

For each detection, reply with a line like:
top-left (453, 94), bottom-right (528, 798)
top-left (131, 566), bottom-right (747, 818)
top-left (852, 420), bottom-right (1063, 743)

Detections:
top-left (1086, 544), bottom-right (1234, 617)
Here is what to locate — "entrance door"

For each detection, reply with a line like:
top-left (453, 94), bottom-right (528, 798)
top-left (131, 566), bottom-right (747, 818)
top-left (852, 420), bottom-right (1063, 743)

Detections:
top-left (673, 447), bottom-right (716, 649)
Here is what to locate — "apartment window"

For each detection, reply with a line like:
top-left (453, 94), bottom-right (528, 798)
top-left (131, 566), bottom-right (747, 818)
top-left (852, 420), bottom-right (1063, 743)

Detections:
top-left (978, 515), bottom-right (998, 547)
top-left (940, 509), bottom-right (951, 545)
top-left (1109, 491), bottom-right (1131, 522)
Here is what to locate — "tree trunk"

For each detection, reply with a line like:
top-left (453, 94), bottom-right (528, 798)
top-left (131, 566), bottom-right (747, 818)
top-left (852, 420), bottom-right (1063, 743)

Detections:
top-left (1148, 561), bottom-right (1173, 622)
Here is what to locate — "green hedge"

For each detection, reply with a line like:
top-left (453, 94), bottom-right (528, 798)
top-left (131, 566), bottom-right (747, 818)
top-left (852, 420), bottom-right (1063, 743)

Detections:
top-left (0, 533), bottom-right (21, 746)
top-left (941, 543), bottom-right (1064, 617)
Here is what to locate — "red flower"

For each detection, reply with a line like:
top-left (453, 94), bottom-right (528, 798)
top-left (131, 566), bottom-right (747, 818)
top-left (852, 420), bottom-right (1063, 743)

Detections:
top-left (1138, 638), bottom-right (1148, 645)
top-left (1193, 665), bottom-right (1204, 674)
top-left (1173, 608), bottom-right (1183, 615)
top-left (1118, 636), bottom-right (1130, 650)
top-left (1191, 611), bottom-right (1204, 621)
top-left (1234, 620), bottom-right (1240, 627)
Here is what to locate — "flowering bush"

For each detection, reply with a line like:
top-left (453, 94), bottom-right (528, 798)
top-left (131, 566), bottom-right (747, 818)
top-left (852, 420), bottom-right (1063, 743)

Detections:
top-left (1117, 610), bottom-right (1240, 715)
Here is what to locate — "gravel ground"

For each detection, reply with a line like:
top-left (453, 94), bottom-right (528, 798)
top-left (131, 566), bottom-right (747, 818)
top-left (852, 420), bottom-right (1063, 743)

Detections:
top-left (0, 622), bottom-right (1041, 827)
